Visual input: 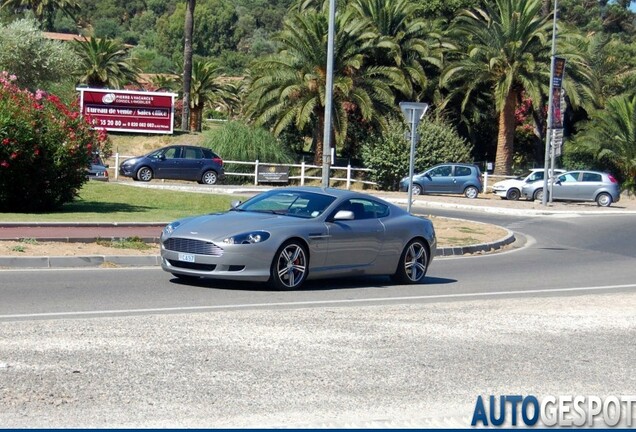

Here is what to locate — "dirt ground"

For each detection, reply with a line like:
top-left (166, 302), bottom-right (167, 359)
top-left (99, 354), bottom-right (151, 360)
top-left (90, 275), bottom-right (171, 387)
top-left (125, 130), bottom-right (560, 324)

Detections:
top-left (0, 216), bottom-right (506, 257)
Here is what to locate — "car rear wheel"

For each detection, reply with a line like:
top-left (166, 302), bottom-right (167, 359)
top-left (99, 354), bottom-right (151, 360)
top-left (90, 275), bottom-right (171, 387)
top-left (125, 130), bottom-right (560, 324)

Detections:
top-left (596, 192), bottom-right (612, 207)
top-left (533, 188), bottom-right (545, 202)
top-left (137, 167), bottom-right (153, 182)
top-left (392, 239), bottom-right (429, 284)
top-left (464, 186), bottom-right (479, 199)
top-left (411, 184), bottom-right (422, 195)
top-left (202, 170), bottom-right (218, 185)
top-left (270, 241), bottom-right (308, 290)
top-left (506, 188), bottom-right (521, 201)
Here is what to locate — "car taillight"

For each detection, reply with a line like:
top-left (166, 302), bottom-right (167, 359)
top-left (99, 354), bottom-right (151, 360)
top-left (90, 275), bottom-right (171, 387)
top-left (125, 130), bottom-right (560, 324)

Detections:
top-left (608, 174), bottom-right (617, 183)
top-left (213, 157), bottom-right (223, 167)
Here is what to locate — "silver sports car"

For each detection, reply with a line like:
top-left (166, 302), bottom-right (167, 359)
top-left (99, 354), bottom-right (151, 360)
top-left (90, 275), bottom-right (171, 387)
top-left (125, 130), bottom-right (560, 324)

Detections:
top-left (160, 187), bottom-right (436, 290)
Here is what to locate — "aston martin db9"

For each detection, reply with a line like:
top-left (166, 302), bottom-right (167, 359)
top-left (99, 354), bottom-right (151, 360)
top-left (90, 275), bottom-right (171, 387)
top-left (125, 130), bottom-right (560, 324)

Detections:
top-left (160, 187), bottom-right (436, 290)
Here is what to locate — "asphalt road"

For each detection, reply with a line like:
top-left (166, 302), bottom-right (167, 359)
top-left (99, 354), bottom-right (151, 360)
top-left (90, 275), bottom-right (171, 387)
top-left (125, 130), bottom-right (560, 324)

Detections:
top-left (0, 207), bottom-right (635, 427)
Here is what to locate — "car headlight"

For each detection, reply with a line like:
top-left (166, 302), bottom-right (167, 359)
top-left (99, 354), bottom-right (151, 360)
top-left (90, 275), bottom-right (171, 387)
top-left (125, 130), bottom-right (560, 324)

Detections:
top-left (223, 231), bottom-right (270, 245)
top-left (163, 221), bottom-right (181, 236)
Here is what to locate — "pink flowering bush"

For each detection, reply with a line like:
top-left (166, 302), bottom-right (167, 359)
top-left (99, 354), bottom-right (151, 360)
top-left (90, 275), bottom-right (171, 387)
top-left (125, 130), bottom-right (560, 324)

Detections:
top-left (0, 71), bottom-right (107, 212)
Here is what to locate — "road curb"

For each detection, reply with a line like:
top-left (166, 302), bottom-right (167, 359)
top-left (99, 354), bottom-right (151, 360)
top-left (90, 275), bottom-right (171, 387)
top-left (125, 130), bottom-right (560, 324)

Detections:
top-left (0, 228), bottom-right (515, 268)
top-left (0, 254), bottom-right (161, 269)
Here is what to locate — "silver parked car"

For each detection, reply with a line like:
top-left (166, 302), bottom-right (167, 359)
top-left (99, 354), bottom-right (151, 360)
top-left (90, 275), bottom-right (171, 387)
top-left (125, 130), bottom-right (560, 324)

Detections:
top-left (160, 187), bottom-right (436, 290)
top-left (521, 170), bottom-right (621, 207)
top-left (399, 163), bottom-right (483, 198)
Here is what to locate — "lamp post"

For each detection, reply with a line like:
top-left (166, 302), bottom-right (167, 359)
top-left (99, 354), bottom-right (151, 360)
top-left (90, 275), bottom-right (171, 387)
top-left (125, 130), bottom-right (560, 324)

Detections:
top-left (321, 0), bottom-right (336, 188)
top-left (542, 0), bottom-right (558, 206)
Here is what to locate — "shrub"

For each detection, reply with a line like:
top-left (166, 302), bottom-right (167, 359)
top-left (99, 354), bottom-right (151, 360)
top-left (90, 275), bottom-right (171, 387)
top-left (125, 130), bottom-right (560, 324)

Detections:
top-left (0, 71), bottom-right (107, 212)
top-left (361, 118), bottom-right (474, 190)
top-left (202, 121), bottom-right (294, 174)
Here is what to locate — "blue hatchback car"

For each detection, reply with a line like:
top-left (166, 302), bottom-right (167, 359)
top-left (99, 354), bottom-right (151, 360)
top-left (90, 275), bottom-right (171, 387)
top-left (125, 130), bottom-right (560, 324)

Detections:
top-left (399, 163), bottom-right (483, 198)
top-left (119, 144), bottom-right (225, 185)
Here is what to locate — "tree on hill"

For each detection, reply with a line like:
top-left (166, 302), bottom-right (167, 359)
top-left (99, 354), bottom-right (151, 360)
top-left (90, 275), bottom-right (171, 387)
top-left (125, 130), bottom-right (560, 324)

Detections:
top-left (1, 0), bottom-right (80, 30)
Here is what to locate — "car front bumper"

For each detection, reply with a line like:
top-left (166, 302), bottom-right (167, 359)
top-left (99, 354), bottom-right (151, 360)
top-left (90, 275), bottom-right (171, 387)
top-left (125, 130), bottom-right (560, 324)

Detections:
top-left (160, 240), bottom-right (273, 282)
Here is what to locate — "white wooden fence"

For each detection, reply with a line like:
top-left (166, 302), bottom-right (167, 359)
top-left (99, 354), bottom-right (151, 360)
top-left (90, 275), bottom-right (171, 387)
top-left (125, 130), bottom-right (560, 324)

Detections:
top-left (110, 154), bottom-right (377, 189)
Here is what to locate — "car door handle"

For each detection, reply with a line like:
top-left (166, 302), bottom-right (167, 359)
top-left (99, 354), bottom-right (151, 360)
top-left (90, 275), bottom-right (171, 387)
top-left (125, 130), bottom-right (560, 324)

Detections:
top-left (308, 233), bottom-right (330, 240)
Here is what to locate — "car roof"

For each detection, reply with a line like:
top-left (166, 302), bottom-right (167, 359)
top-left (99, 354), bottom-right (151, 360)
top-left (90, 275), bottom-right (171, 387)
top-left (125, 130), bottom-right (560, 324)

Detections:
top-left (269, 186), bottom-right (391, 202)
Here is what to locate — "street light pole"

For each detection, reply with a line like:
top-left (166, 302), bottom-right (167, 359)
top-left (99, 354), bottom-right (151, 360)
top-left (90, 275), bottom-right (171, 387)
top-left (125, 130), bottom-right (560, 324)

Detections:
top-left (321, 0), bottom-right (336, 188)
top-left (542, 0), bottom-right (558, 206)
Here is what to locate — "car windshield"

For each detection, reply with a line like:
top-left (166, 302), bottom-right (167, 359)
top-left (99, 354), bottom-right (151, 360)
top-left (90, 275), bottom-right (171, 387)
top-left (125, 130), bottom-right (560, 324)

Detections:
top-left (236, 190), bottom-right (337, 219)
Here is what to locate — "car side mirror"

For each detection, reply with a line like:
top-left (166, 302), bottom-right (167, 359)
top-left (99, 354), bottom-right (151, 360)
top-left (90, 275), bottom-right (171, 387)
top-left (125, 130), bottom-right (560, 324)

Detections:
top-left (159, 154), bottom-right (166, 160)
top-left (230, 200), bottom-right (242, 209)
top-left (333, 210), bottom-right (354, 221)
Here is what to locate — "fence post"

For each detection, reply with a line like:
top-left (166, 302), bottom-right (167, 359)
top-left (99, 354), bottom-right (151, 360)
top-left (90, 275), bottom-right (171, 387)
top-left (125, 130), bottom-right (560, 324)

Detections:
top-left (483, 171), bottom-right (488, 193)
top-left (254, 159), bottom-right (259, 185)
top-left (346, 164), bottom-right (352, 190)
top-left (300, 161), bottom-right (305, 186)
top-left (115, 153), bottom-right (119, 181)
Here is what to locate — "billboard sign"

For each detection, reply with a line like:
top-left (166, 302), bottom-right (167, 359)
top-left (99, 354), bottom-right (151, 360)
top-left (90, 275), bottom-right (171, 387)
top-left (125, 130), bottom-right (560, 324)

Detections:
top-left (77, 88), bottom-right (178, 134)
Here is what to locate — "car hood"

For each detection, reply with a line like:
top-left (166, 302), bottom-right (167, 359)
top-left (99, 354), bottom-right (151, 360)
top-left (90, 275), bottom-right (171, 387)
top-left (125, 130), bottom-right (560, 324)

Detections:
top-left (167, 211), bottom-right (315, 239)
top-left (492, 178), bottom-right (524, 188)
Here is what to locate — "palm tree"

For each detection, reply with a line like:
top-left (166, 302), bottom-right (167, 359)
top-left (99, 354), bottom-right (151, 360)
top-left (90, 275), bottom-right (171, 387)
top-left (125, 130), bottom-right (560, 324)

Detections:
top-left (350, 0), bottom-right (449, 101)
top-left (1, 0), bottom-right (80, 30)
top-left (441, 0), bottom-right (553, 175)
top-left (185, 60), bottom-right (238, 131)
top-left (73, 38), bottom-right (141, 88)
top-left (181, 0), bottom-right (195, 132)
top-left (245, 9), bottom-right (407, 165)
top-left (570, 94), bottom-right (636, 193)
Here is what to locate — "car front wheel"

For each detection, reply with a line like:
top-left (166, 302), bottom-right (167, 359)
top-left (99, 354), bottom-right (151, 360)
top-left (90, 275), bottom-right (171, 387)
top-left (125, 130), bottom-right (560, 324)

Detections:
top-left (392, 239), bottom-right (429, 284)
top-left (202, 170), bottom-right (218, 185)
top-left (137, 167), bottom-right (153, 182)
top-left (270, 241), bottom-right (308, 290)
top-left (411, 184), bottom-right (422, 195)
top-left (506, 188), bottom-right (521, 201)
top-left (596, 192), bottom-right (612, 207)
top-left (533, 188), bottom-right (544, 202)
top-left (464, 186), bottom-right (479, 199)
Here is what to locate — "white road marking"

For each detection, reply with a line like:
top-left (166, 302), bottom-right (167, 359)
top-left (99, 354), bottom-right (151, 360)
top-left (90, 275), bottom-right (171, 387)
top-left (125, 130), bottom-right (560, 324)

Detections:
top-left (1, 283), bottom-right (635, 320)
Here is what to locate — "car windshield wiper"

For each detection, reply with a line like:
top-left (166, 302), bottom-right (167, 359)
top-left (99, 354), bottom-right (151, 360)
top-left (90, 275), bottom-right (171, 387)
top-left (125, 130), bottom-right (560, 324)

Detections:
top-left (253, 209), bottom-right (288, 215)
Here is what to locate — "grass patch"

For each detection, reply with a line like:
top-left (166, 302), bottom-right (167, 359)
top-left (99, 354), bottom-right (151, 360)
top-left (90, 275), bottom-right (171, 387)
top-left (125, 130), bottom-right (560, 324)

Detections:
top-left (96, 236), bottom-right (153, 250)
top-left (0, 182), bottom-right (241, 222)
top-left (11, 245), bottom-right (26, 253)
top-left (443, 236), bottom-right (481, 246)
top-left (457, 226), bottom-right (485, 234)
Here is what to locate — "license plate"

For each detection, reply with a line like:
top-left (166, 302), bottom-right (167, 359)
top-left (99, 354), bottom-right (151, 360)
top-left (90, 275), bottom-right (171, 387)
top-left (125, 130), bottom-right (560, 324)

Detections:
top-left (178, 253), bottom-right (195, 263)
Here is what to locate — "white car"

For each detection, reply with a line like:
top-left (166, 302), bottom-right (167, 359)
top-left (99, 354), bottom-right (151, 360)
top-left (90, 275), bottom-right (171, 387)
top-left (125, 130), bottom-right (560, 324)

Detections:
top-left (491, 168), bottom-right (565, 200)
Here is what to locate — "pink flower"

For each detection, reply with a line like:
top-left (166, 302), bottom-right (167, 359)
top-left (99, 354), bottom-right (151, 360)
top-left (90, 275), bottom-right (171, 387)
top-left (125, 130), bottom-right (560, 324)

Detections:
top-left (2, 138), bottom-right (9, 145)
top-left (0, 161), bottom-right (9, 168)
top-left (10, 152), bottom-right (17, 159)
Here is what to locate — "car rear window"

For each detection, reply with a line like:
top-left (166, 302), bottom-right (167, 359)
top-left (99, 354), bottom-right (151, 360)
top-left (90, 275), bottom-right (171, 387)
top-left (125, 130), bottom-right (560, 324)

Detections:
top-left (582, 173), bottom-right (602, 182)
top-left (455, 166), bottom-right (472, 176)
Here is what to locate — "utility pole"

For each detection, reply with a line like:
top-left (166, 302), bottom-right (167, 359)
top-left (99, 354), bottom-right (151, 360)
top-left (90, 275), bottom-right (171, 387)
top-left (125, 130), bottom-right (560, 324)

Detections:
top-left (541, 0), bottom-right (558, 206)
top-left (321, 0), bottom-right (336, 188)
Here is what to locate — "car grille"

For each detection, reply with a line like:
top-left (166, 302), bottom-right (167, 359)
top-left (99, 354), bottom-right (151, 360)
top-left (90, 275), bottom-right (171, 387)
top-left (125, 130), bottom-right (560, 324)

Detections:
top-left (168, 260), bottom-right (217, 271)
top-left (163, 237), bottom-right (224, 256)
